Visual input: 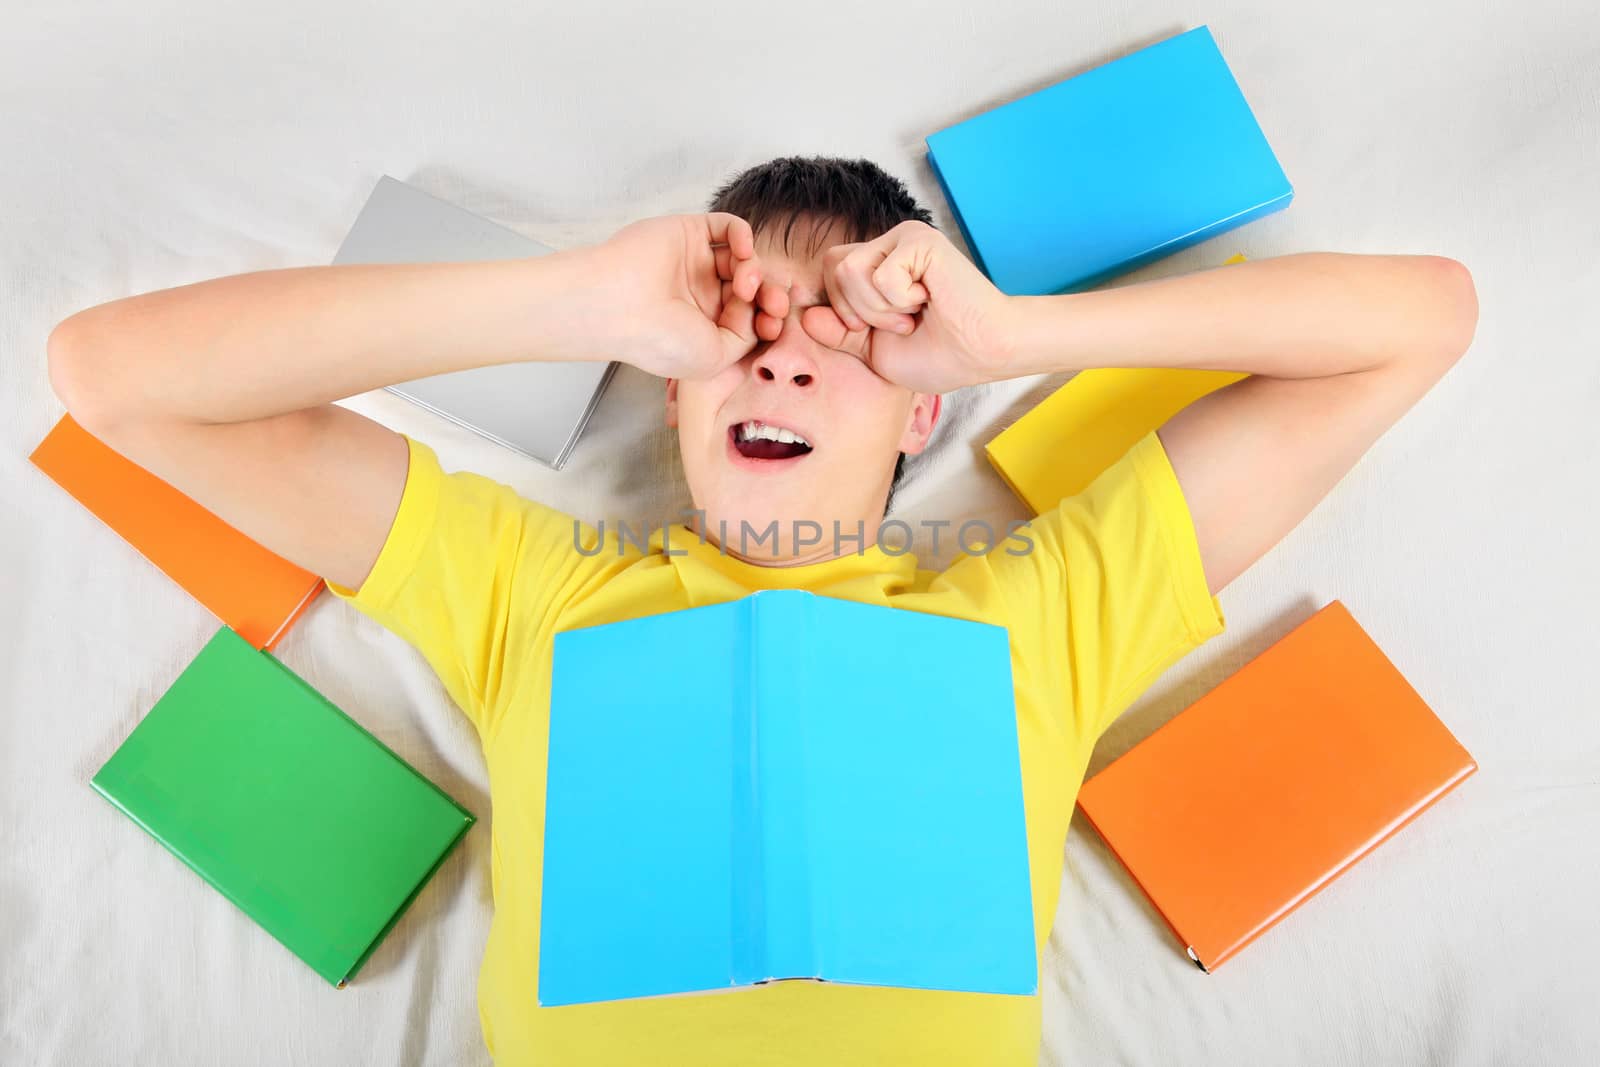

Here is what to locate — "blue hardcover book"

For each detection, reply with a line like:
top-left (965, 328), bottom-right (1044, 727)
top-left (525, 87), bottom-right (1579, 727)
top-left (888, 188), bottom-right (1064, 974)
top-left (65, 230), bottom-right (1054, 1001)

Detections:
top-left (925, 25), bottom-right (1293, 295)
top-left (539, 589), bottom-right (1036, 1007)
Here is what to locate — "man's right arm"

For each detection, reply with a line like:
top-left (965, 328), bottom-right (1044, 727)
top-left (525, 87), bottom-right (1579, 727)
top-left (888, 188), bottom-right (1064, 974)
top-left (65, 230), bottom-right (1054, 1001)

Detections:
top-left (46, 252), bottom-right (616, 591)
top-left (46, 211), bottom-right (783, 594)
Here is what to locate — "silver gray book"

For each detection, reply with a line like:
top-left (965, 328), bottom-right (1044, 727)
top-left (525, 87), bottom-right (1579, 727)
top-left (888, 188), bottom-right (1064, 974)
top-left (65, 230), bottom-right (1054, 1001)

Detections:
top-left (332, 175), bottom-right (616, 469)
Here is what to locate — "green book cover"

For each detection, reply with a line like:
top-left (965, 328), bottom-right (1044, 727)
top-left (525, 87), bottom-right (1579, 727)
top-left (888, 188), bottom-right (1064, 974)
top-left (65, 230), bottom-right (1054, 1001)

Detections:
top-left (91, 624), bottom-right (476, 988)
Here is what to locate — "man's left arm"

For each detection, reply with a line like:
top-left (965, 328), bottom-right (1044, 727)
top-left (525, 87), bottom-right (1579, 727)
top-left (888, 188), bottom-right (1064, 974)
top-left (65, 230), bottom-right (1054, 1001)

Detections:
top-left (798, 227), bottom-right (1477, 596)
top-left (1001, 252), bottom-right (1480, 594)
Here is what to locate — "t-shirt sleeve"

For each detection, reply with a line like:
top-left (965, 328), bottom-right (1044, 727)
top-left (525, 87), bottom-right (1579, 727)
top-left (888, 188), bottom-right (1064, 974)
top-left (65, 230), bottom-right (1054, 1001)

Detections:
top-left (984, 428), bottom-right (1227, 746)
top-left (324, 434), bottom-right (618, 742)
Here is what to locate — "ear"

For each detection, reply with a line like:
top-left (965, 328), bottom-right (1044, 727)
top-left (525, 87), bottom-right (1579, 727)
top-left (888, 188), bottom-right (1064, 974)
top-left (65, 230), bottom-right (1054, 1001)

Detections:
top-left (897, 392), bottom-right (942, 455)
top-left (664, 377), bottom-right (678, 428)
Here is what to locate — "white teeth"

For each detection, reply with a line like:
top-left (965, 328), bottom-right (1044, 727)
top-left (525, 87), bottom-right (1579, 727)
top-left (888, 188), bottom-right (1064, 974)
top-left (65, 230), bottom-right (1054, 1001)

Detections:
top-left (738, 421), bottom-right (809, 447)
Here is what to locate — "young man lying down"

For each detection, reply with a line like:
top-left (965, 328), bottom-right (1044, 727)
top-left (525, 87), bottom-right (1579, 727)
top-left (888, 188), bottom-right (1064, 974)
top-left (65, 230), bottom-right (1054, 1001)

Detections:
top-left (47, 156), bottom-right (1477, 1066)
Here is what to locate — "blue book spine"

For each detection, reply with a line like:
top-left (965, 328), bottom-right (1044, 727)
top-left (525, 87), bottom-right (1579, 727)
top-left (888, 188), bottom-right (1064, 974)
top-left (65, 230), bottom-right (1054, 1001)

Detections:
top-left (739, 591), bottom-right (820, 985)
top-left (729, 595), bottom-right (763, 984)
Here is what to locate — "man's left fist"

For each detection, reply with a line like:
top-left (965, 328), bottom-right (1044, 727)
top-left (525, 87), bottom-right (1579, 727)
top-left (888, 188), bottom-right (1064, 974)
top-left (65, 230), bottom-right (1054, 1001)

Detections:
top-left (799, 220), bottom-right (1018, 393)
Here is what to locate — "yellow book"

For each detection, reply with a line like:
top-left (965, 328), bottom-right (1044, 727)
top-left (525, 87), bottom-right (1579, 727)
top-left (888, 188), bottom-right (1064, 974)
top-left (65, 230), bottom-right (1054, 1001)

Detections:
top-left (984, 254), bottom-right (1249, 513)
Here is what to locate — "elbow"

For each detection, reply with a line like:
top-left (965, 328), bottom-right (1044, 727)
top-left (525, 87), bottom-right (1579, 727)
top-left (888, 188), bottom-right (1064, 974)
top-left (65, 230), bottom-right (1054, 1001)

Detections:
top-left (47, 312), bottom-right (124, 436)
top-left (1425, 256), bottom-right (1479, 366)
top-left (46, 314), bottom-right (92, 413)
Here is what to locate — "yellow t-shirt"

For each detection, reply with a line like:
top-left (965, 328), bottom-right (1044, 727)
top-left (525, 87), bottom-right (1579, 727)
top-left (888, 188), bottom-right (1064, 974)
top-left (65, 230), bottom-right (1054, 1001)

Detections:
top-left (326, 429), bottom-right (1225, 1066)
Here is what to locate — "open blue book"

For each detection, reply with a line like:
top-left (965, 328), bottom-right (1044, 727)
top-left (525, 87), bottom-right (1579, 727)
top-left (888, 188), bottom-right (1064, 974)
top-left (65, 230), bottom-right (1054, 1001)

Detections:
top-left (925, 25), bottom-right (1293, 295)
top-left (539, 590), bottom-right (1036, 1007)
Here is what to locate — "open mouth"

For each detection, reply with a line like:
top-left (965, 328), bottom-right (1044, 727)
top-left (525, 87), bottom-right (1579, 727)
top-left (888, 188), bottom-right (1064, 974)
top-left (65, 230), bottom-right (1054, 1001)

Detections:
top-left (728, 419), bottom-right (815, 462)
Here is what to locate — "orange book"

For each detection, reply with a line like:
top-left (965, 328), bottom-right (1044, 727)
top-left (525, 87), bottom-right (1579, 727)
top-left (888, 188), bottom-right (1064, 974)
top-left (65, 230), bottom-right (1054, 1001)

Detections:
top-left (1076, 600), bottom-right (1476, 972)
top-left (29, 414), bottom-right (322, 650)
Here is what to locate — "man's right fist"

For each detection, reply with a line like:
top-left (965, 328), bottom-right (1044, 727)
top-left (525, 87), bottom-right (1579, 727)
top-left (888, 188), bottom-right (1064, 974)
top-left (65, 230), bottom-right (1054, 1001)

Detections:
top-left (584, 212), bottom-right (792, 381)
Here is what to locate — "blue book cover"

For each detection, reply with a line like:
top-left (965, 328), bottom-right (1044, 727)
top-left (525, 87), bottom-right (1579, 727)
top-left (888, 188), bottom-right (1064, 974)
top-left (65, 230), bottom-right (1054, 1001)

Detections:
top-left (539, 589), bottom-right (1036, 1007)
top-left (925, 25), bottom-right (1293, 295)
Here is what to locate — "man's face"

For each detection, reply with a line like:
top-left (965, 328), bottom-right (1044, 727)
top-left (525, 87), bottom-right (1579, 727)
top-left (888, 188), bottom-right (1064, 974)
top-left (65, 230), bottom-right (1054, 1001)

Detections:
top-left (664, 215), bottom-right (940, 563)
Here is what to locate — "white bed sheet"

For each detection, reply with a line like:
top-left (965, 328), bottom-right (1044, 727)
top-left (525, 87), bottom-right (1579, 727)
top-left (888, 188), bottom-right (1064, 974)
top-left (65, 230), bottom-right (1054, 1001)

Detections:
top-left (3, 2), bottom-right (1597, 1064)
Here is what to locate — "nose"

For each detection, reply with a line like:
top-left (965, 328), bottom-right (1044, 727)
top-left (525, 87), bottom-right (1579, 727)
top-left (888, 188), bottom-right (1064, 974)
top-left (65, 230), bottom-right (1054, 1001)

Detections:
top-left (750, 311), bottom-right (818, 388)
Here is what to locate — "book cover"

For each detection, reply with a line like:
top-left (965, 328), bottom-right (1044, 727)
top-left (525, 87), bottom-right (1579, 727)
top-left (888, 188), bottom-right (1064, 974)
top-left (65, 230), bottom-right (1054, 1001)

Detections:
top-left (91, 625), bottom-right (476, 988)
top-left (985, 255), bottom-right (1248, 513)
top-left (926, 26), bottom-right (1292, 295)
top-left (29, 413), bottom-right (323, 650)
top-left (1076, 600), bottom-right (1477, 972)
top-left (332, 174), bottom-right (617, 470)
top-left (539, 589), bottom-right (1036, 1007)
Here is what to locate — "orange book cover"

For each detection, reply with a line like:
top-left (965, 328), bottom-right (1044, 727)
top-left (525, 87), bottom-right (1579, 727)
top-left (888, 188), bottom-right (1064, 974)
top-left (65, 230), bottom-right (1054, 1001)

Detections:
top-left (1076, 600), bottom-right (1476, 972)
top-left (29, 414), bottom-right (323, 650)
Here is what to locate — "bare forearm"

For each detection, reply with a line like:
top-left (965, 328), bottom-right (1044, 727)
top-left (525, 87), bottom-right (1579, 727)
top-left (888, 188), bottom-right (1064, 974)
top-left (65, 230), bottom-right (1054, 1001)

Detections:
top-left (1004, 252), bottom-right (1478, 379)
top-left (49, 248), bottom-right (609, 427)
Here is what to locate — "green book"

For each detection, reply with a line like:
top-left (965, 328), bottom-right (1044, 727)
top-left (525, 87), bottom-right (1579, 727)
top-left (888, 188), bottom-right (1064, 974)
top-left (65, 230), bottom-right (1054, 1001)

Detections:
top-left (91, 624), bottom-right (476, 988)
